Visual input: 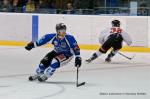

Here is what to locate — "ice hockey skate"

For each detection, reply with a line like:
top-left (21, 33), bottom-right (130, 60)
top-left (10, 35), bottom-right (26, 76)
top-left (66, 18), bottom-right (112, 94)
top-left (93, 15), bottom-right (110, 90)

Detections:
top-left (105, 57), bottom-right (111, 63)
top-left (85, 59), bottom-right (92, 63)
top-left (38, 74), bottom-right (48, 82)
top-left (28, 74), bottom-right (40, 81)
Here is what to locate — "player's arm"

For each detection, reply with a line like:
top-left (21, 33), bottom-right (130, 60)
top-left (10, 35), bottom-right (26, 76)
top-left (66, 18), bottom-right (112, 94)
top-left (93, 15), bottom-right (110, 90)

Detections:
top-left (73, 42), bottom-right (82, 68)
top-left (99, 28), bottom-right (110, 44)
top-left (68, 36), bottom-right (82, 67)
top-left (25, 34), bottom-right (55, 51)
top-left (99, 34), bottom-right (105, 44)
top-left (121, 31), bottom-right (132, 45)
top-left (70, 37), bottom-right (80, 57)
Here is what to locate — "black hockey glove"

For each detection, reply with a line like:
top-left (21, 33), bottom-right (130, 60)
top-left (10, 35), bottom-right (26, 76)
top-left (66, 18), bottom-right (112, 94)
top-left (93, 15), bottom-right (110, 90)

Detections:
top-left (75, 57), bottom-right (82, 67)
top-left (25, 42), bottom-right (34, 51)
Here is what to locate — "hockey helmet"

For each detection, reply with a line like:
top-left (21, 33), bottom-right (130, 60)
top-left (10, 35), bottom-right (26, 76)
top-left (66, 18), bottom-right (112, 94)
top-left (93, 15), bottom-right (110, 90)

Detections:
top-left (56, 23), bottom-right (67, 38)
top-left (56, 23), bottom-right (67, 32)
top-left (112, 20), bottom-right (120, 27)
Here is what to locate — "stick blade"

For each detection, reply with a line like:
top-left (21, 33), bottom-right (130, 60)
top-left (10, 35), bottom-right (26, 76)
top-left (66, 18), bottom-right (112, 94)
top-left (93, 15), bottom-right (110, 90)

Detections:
top-left (77, 82), bottom-right (85, 87)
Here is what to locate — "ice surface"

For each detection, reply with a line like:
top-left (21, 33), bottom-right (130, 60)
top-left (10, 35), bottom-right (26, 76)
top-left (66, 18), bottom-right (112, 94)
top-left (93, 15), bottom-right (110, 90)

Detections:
top-left (0, 46), bottom-right (149, 99)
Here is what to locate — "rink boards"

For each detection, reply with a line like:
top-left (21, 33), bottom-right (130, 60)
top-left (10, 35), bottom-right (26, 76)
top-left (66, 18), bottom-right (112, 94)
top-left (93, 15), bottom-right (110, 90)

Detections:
top-left (0, 13), bottom-right (150, 52)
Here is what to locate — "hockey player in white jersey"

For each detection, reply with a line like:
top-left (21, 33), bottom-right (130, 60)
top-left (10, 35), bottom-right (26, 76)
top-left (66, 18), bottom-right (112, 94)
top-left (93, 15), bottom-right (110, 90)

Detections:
top-left (25, 23), bottom-right (82, 82)
top-left (86, 20), bottom-right (132, 63)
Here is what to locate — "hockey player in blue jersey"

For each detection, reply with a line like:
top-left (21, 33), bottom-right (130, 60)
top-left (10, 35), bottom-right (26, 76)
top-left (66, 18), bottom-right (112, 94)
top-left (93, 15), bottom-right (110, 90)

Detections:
top-left (25, 23), bottom-right (82, 82)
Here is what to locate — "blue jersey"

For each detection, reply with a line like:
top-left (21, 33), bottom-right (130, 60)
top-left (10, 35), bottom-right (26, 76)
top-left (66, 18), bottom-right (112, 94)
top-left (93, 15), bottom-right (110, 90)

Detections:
top-left (35, 33), bottom-right (80, 57)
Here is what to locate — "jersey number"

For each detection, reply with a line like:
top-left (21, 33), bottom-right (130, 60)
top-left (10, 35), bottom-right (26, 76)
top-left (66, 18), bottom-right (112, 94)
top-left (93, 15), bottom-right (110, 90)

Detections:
top-left (110, 27), bottom-right (122, 33)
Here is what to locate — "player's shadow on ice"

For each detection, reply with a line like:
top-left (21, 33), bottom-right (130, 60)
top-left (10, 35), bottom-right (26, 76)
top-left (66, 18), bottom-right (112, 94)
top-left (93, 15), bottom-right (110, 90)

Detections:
top-left (42, 81), bottom-right (96, 87)
top-left (44, 81), bottom-right (76, 85)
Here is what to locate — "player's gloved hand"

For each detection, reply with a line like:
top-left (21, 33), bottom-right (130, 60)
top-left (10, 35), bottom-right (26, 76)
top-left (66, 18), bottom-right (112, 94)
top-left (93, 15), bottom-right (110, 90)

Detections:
top-left (25, 42), bottom-right (34, 51)
top-left (75, 57), bottom-right (82, 67)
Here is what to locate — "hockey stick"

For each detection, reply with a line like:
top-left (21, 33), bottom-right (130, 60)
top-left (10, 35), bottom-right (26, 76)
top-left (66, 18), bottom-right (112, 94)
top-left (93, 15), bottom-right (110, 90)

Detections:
top-left (118, 52), bottom-right (134, 60)
top-left (76, 66), bottom-right (85, 87)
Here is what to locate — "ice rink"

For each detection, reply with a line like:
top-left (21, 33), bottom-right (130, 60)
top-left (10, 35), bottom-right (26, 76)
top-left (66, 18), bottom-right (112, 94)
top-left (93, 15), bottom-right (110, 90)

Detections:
top-left (0, 46), bottom-right (150, 99)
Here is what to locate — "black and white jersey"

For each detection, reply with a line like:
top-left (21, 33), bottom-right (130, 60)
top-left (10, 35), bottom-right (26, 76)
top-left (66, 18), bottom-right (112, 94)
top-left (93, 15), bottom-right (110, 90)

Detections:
top-left (99, 27), bottom-right (132, 45)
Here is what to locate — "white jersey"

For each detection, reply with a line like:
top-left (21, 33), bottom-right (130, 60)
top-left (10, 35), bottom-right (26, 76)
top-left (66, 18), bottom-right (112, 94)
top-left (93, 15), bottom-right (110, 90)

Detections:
top-left (99, 27), bottom-right (132, 45)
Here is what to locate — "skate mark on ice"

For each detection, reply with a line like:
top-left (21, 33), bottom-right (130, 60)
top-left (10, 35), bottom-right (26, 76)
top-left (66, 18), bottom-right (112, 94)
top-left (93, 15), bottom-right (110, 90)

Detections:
top-left (35, 84), bottom-right (65, 99)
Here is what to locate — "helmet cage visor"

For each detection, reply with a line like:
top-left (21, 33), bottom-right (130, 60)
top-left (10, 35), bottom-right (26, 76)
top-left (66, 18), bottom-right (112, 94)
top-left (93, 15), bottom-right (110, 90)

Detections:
top-left (57, 29), bottom-right (66, 38)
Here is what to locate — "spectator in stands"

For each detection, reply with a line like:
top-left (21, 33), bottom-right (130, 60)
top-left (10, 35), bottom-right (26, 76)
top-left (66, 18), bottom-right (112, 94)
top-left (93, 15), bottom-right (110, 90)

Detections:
top-left (38, 0), bottom-right (48, 8)
top-left (138, 0), bottom-right (148, 16)
top-left (12, 0), bottom-right (20, 12)
top-left (0, 1), bottom-right (2, 7)
top-left (138, 7), bottom-right (148, 16)
top-left (49, 0), bottom-right (56, 9)
top-left (49, 0), bottom-right (56, 14)
top-left (25, 0), bottom-right (35, 13)
top-left (35, 0), bottom-right (50, 13)
top-left (63, 3), bottom-right (75, 14)
top-left (73, 0), bottom-right (93, 9)
top-left (1, 0), bottom-right (12, 12)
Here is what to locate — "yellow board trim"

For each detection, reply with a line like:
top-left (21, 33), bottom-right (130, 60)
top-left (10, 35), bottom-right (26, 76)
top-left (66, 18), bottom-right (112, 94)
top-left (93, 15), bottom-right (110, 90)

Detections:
top-left (0, 40), bottom-right (27, 46)
top-left (79, 44), bottom-right (150, 52)
top-left (0, 40), bottom-right (150, 52)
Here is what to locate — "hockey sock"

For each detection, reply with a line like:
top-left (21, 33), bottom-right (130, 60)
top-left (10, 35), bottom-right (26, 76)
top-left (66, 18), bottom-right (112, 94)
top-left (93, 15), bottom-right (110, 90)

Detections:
top-left (36, 63), bottom-right (47, 75)
top-left (44, 58), bottom-right (59, 78)
top-left (107, 50), bottom-right (118, 59)
top-left (45, 67), bottom-right (56, 78)
top-left (90, 51), bottom-right (102, 61)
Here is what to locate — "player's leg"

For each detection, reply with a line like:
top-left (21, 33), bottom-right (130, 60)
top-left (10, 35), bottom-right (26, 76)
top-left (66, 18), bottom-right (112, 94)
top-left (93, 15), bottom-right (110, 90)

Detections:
top-left (38, 58), bottom-right (60, 82)
top-left (85, 48), bottom-right (107, 63)
top-left (28, 63), bottom-right (47, 81)
top-left (29, 50), bottom-right (57, 81)
top-left (105, 49), bottom-right (119, 62)
top-left (38, 54), bottom-right (73, 82)
top-left (86, 40), bottom-right (111, 63)
top-left (105, 42), bottom-right (122, 62)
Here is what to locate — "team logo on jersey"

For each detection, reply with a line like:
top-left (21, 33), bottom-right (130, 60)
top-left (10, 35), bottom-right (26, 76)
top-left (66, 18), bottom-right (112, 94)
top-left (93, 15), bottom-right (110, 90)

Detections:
top-left (54, 41), bottom-right (58, 46)
top-left (61, 42), bottom-right (66, 48)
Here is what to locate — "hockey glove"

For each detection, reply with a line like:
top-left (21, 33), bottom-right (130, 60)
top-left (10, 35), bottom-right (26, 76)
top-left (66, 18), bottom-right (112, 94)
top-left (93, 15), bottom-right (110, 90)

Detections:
top-left (25, 42), bottom-right (34, 51)
top-left (75, 57), bottom-right (82, 67)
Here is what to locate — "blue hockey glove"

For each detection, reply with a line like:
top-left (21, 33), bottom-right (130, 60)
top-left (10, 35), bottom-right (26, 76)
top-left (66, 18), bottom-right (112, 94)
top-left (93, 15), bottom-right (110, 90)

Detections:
top-left (25, 42), bottom-right (34, 51)
top-left (75, 57), bottom-right (82, 67)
